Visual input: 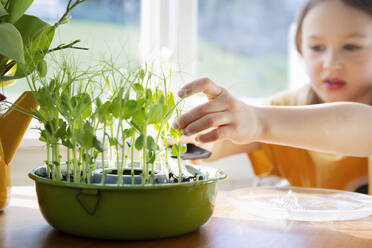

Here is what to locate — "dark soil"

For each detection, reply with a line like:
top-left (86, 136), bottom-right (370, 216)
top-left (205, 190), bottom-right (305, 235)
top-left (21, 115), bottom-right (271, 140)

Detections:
top-left (168, 172), bottom-right (204, 183)
top-left (40, 169), bottom-right (204, 184)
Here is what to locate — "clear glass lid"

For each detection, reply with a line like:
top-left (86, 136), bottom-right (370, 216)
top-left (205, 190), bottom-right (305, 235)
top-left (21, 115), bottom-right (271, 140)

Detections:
top-left (227, 187), bottom-right (372, 222)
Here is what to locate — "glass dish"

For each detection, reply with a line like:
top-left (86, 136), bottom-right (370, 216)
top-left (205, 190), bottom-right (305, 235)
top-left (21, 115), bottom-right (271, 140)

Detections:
top-left (227, 187), bottom-right (372, 222)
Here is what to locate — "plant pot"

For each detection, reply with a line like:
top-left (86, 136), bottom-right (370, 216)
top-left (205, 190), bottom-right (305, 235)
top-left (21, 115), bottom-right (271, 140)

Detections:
top-left (28, 164), bottom-right (226, 240)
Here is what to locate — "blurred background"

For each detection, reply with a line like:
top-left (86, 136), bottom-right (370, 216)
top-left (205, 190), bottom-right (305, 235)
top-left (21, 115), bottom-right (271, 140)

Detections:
top-left (6, 0), bottom-right (307, 190)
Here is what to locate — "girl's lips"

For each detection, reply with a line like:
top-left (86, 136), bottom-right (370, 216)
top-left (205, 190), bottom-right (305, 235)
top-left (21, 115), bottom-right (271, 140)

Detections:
top-left (322, 78), bottom-right (346, 90)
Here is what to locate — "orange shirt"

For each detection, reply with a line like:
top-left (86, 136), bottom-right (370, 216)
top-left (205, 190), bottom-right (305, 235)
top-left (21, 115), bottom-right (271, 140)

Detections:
top-left (248, 85), bottom-right (369, 192)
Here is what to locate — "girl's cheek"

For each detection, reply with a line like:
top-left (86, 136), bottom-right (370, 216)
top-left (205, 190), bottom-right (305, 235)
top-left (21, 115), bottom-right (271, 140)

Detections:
top-left (359, 62), bottom-right (372, 83)
top-left (303, 56), bottom-right (320, 79)
top-left (347, 54), bottom-right (372, 77)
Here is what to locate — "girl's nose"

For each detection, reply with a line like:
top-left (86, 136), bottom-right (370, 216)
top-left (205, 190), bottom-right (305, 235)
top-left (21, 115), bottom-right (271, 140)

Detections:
top-left (323, 50), bottom-right (343, 72)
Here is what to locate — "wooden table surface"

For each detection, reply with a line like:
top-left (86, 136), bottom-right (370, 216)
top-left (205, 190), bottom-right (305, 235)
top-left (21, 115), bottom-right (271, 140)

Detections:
top-left (2, 186), bottom-right (372, 248)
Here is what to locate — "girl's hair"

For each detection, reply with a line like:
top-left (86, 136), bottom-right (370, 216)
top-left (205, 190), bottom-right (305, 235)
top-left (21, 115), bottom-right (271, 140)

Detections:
top-left (295, 0), bottom-right (372, 54)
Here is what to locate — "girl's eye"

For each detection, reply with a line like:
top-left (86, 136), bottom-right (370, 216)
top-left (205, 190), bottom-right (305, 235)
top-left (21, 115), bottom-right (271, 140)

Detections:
top-left (344, 44), bottom-right (361, 51)
top-left (310, 45), bottom-right (324, 52)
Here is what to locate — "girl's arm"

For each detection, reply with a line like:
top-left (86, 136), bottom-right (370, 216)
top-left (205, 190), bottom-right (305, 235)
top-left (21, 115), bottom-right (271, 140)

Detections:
top-left (256, 103), bottom-right (372, 157)
top-left (173, 78), bottom-right (372, 157)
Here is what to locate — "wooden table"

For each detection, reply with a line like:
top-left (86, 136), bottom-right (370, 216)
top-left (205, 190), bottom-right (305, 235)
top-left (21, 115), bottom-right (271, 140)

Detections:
top-left (1, 187), bottom-right (372, 248)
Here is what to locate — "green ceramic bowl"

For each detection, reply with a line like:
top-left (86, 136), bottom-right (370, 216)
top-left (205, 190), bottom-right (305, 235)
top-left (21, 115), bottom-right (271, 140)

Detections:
top-left (28, 164), bottom-right (226, 240)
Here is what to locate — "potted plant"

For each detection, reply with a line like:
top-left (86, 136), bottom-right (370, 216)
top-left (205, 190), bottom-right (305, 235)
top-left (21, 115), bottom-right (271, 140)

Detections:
top-left (27, 60), bottom-right (226, 240)
top-left (0, 0), bottom-right (86, 211)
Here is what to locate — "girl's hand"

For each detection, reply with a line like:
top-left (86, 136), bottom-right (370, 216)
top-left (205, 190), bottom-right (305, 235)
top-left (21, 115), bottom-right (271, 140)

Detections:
top-left (172, 78), bottom-right (262, 144)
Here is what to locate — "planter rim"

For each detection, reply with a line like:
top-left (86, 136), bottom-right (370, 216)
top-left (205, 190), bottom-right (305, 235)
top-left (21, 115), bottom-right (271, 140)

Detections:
top-left (28, 165), bottom-right (227, 190)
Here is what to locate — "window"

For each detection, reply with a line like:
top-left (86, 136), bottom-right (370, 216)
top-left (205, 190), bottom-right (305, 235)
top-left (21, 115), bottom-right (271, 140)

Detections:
top-left (197, 0), bottom-right (303, 99)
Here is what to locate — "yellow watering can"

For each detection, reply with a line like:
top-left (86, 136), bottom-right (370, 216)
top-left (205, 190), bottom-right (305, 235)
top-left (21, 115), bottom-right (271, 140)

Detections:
top-left (0, 92), bottom-right (37, 211)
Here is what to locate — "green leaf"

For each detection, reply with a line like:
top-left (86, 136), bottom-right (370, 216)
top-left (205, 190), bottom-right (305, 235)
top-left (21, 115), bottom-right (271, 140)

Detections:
top-left (14, 15), bottom-right (50, 47)
top-left (108, 136), bottom-right (118, 146)
top-left (132, 110), bottom-right (146, 128)
top-left (62, 138), bottom-right (73, 149)
top-left (129, 120), bottom-right (143, 133)
top-left (76, 123), bottom-right (95, 149)
top-left (170, 128), bottom-right (182, 138)
top-left (179, 144), bottom-right (187, 154)
top-left (146, 136), bottom-right (156, 150)
top-left (6, 0), bottom-right (34, 23)
top-left (0, 23), bottom-right (25, 64)
top-left (37, 59), bottom-right (47, 77)
top-left (171, 144), bottom-right (178, 156)
top-left (0, 3), bottom-right (8, 18)
top-left (97, 101), bottom-right (111, 122)
top-left (93, 137), bottom-right (103, 152)
top-left (135, 134), bottom-right (144, 150)
top-left (145, 88), bottom-right (152, 101)
top-left (79, 93), bottom-right (92, 119)
top-left (110, 97), bottom-right (121, 118)
top-left (14, 19), bottom-right (55, 77)
top-left (132, 83), bottom-right (144, 97)
top-left (171, 143), bottom-right (186, 156)
top-left (81, 105), bottom-right (92, 120)
top-left (122, 128), bottom-right (135, 138)
top-left (39, 130), bottom-right (47, 142)
top-left (122, 100), bottom-right (136, 119)
top-left (166, 91), bottom-right (175, 107)
top-left (95, 98), bottom-right (102, 109)
top-left (147, 151), bottom-right (155, 164)
top-left (32, 109), bottom-right (46, 123)
top-left (55, 119), bottom-right (67, 140)
top-left (27, 24), bottom-right (55, 56)
top-left (139, 68), bottom-right (145, 80)
top-left (149, 104), bottom-right (168, 124)
top-left (157, 93), bottom-right (165, 104)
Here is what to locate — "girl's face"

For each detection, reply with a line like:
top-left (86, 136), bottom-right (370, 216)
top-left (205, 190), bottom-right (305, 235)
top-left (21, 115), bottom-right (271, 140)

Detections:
top-left (301, 0), bottom-right (372, 104)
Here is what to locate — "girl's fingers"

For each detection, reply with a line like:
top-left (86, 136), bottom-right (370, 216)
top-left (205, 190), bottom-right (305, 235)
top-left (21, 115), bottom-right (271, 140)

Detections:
top-left (183, 111), bottom-right (231, 136)
top-left (178, 78), bottom-right (224, 99)
top-left (196, 125), bottom-right (233, 143)
top-left (173, 99), bottom-right (227, 130)
top-left (180, 135), bottom-right (197, 145)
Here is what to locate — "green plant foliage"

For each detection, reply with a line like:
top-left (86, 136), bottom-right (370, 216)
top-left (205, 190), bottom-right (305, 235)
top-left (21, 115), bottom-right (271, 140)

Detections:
top-left (0, 4), bottom-right (8, 19)
top-left (135, 134), bottom-right (144, 150)
top-left (27, 58), bottom-right (187, 185)
top-left (37, 59), bottom-right (47, 77)
top-left (5, 0), bottom-right (33, 24)
top-left (0, 0), bottom-right (86, 82)
top-left (0, 22), bottom-right (24, 63)
top-left (13, 14), bottom-right (54, 77)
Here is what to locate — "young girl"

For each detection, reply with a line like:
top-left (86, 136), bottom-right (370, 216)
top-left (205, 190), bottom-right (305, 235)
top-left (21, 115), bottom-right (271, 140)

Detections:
top-left (173, 0), bottom-right (372, 193)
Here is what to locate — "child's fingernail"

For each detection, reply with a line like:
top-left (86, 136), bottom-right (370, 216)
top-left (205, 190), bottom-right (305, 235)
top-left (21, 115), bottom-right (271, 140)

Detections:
top-left (172, 121), bottom-right (179, 129)
top-left (178, 89), bottom-right (185, 98)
